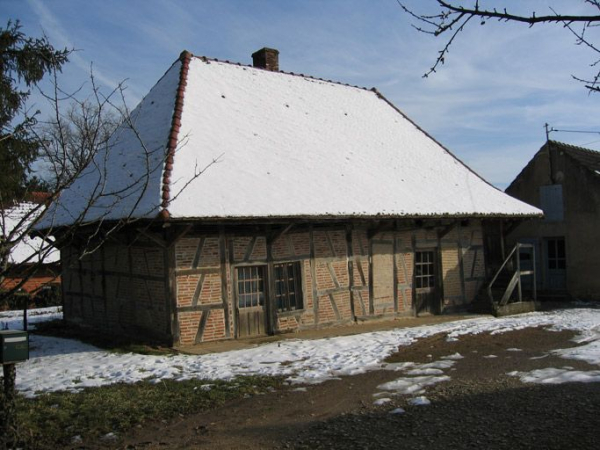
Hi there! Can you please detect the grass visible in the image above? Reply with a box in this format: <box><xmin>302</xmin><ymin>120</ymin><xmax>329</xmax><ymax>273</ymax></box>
<box><xmin>2</xmin><ymin>375</ymin><xmax>282</xmax><ymax>449</ymax></box>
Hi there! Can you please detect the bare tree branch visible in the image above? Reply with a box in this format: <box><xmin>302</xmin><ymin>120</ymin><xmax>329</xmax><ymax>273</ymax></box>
<box><xmin>399</xmin><ymin>1</ymin><xmax>600</xmax><ymax>92</ymax></box>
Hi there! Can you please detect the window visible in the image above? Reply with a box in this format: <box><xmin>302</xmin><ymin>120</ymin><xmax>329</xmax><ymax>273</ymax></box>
<box><xmin>540</xmin><ymin>185</ymin><xmax>564</xmax><ymax>222</ymax></box>
<box><xmin>237</xmin><ymin>266</ymin><xmax>266</xmax><ymax>308</ymax></box>
<box><xmin>415</xmin><ymin>251</ymin><xmax>435</xmax><ymax>289</ymax></box>
<box><xmin>274</xmin><ymin>261</ymin><xmax>304</xmax><ymax>312</ymax></box>
<box><xmin>547</xmin><ymin>238</ymin><xmax>566</xmax><ymax>270</ymax></box>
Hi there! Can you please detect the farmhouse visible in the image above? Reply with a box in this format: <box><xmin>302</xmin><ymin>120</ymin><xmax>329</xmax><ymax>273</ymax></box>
<box><xmin>506</xmin><ymin>140</ymin><xmax>600</xmax><ymax>300</ymax></box>
<box><xmin>39</xmin><ymin>48</ymin><xmax>540</xmax><ymax>346</ymax></box>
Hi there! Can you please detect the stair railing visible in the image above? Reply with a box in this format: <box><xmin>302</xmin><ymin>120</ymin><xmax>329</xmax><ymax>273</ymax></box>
<box><xmin>487</xmin><ymin>243</ymin><xmax>536</xmax><ymax>308</ymax></box>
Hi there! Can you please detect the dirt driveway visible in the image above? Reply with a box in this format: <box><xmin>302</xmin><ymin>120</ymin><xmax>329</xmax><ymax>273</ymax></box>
<box><xmin>105</xmin><ymin>326</ymin><xmax>599</xmax><ymax>450</ymax></box>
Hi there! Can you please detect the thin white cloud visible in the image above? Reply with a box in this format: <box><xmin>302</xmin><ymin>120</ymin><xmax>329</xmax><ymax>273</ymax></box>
<box><xmin>26</xmin><ymin>0</ymin><xmax>140</xmax><ymax>104</ymax></box>
<box><xmin>8</xmin><ymin>0</ymin><xmax>600</xmax><ymax>188</ymax></box>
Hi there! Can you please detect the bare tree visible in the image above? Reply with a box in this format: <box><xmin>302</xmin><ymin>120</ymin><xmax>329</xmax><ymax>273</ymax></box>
<box><xmin>40</xmin><ymin>95</ymin><xmax>119</xmax><ymax>185</ymax></box>
<box><xmin>399</xmin><ymin>0</ymin><xmax>600</xmax><ymax>92</ymax></box>
<box><xmin>1</xmin><ymin>78</ymin><xmax>217</xmax><ymax>305</ymax></box>
<box><xmin>1</xmin><ymin>25</ymin><xmax>218</xmax><ymax>312</ymax></box>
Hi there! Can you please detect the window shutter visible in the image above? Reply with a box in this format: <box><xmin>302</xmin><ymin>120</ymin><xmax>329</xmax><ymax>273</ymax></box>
<box><xmin>539</xmin><ymin>185</ymin><xmax>564</xmax><ymax>222</ymax></box>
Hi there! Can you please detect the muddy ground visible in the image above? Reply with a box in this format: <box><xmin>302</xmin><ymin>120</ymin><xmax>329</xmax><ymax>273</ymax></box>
<box><xmin>89</xmin><ymin>326</ymin><xmax>600</xmax><ymax>449</ymax></box>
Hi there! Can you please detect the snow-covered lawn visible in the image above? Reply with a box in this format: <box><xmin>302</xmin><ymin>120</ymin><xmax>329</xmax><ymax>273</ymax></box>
<box><xmin>2</xmin><ymin>306</ymin><xmax>600</xmax><ymax>398</ymax></box>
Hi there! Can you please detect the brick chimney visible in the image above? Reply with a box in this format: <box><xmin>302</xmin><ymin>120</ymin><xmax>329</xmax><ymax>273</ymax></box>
<box><xmin>252</xmin><ymin>47</ymin><xmax>279</xmax><ymax>71</ymax></box>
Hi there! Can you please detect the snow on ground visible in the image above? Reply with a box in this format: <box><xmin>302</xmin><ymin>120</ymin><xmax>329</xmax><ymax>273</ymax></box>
<box><xmin>409</xmin><ymin>396</ymin><xmax>431</xmax><ymax>406</ymax></box>
<box><xmin>2</xmin><ymin>306</ymin><xmax>600</xmax><ymax>397</ymax></box>
<box><xmin>508</xmin><ymin>367</ymin><xmax>600</xmax><ymax>384</ymax></box>
<box><xmin>0</xmin><ymin>306</ymin><xmax>62</xmax><ymax>330</ymax></box>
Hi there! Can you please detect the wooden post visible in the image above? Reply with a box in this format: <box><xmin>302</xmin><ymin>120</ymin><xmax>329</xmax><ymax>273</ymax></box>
<box><xmin>516</xmin><ymin>244</ymin><xmax>523</xmax><ymax>303</ymax></box>
<box><xmin>1</xmin><ymin>364</ymin><xmax>17</xmax><ymax>449</ymax></box>
<box><xmin>532</xmin><ymin>244</ymin><xmax>538</xmax><ymax>301</ymax></box>
<box><xmin>345</xmin><ymin>226</ymin><xmax>356</xmax><ymax>322</ymax></box>
<box><xmin>22</xmin><ymin>300</ymin><xmax>27</xmax><ymax>332</ymax></box>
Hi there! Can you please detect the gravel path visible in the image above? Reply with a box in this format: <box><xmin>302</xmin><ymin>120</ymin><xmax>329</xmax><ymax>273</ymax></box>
<box><xmin>291</xmin><ymin>328</ymin><xmax>600</xmax><ymax>450</ymax></box>
<box><xmin>116</xmin><ymin>326</ymin><xmax>600</xmax><ymax>450</ymax></box>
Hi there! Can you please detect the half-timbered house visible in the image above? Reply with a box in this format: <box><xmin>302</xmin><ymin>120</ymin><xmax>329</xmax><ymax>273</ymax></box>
<box><xmin>39</xmin><ymin>48</ymin><xmax>541</xmax><ymax>346</ymax></box>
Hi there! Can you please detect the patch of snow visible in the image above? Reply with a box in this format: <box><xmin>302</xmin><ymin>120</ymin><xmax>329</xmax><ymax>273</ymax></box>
<box><xmin>373</xmin><ymin>398</ymin><xmax>392</xmax><ymax>406</ymax></box>
<box><xmin>409</xmin><ymin>396</ymin><xmax>431</xmax><ymax>406</ymax></box>
<box><xmin>389</xmin><ymin>407</ymin><xmax>406</xmax><ymax>415</ymax></box>
<box><xmin>422</xmin><ymin>360</ymin><xmax>455</xmax><ymax>370</ymax></box>
<box><xmin>553</xmin><ymin>333</ymin><xmax>600</xmax><ymax>365</ymax></box>
<box><xmin>100</xmin><ymin>432</ymin><xmax>117</xmax><ymax>442</ymax></box>
<box><xmin>377</xmin><ymin>375</ymin><xmax>451</xmax><ymax>396</ymax></box>
<box><xmin>507</xmin><ymin>348</ymin><xmax>522</xmax><ymax>352</ymax></box>
<box><xmin>441</xmin><ymin>353</ymin><xmax>464</xmax><ymax>360</ymax></box>
<box><xmin>383</xmin><ymin>362</ymin><xmax>416</xmax><ymax>371</ymax></box>
<box><xmin>0</xmin><ymin>306</ymin><xmax>62</xmax><ymax>331</ymax></box>
<box><xmin>509</xmin><ymin>367</ymin><xmax>600</xmax><ymax>384</ymax></box>
<box><xmin>405</xmin><ymin>368</ymin><xmax>445</xmax><ymax>376</ymax></box>
<box><xmin>484</xmin><ymin>355</ymin><xmax>498</xmax><ymax>359</ymax></box>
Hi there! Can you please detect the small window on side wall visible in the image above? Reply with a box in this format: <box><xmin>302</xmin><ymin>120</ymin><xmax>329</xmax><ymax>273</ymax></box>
<box><xmin>274</xmin><ymin>261</ymin><xmax>304</xmax><ymax>312</ymax></box>
<box><xmin>539</xmin><ymin>185</ymin><xmax>564</xmax><ymax>222</ymax></box>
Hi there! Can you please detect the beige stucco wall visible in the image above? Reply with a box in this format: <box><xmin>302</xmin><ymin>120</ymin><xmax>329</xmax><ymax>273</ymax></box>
<box><xmin>507</xmin><ymin>145</ymin><xmax>600</xmax><ymax>299</ymax></box>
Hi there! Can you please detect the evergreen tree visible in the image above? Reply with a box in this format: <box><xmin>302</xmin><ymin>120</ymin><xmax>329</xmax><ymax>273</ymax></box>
<box><xmin>0</xmin><ymin>20</ymin><xmax>70</xmax><ymax>207</ymax></box>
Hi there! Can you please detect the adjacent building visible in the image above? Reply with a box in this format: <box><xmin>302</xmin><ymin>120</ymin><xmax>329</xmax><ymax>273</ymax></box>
<box><xmin>506</xmin><ymin>140</ymin><xmax>600</xmax><ymax>300</ymax></box>
<box><xmin>1</xmin><ymin>196</ymin><xmax>60</xmax><ymax>297</ymax></box>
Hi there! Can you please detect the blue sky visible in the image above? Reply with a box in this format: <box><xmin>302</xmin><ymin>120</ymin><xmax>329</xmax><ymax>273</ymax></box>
<box><xmin>4</xmin><ymin>0</ymin><xmax>600</xmax><ymax>189</ymax></box>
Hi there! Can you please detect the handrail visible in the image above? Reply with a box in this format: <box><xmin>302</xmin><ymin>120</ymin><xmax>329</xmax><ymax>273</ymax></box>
<box><xmin>487</xmin><ymin>242</ymin><xmax>536</xmax><ymax>309</ymax></box>
<box><xmin>488</xmin><ymin>244</ymin><xmax>519</xmax><ymax>289</ymax></box>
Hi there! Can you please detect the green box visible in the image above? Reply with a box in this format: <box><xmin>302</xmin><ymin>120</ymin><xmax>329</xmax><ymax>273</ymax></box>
<box><xmin>0</xmin><ymin>330</ymin><xmax>29</xmax><ymax>364</ymax></box>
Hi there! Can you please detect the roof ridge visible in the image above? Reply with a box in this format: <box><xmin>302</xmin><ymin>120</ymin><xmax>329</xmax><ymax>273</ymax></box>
<box><xmin>160</xmin><ymin>50</ymin><xmax>192</xmax><ymax>219</ymax></box>
<box><xmin>548</xmin><ymin>139</ymin><xmax>600</xmax><ymax>155</ymax></box>
<box><xmin>187</xmin><ymin>52</ymin><xmax>374</xmax><ymax>93</ymax></box>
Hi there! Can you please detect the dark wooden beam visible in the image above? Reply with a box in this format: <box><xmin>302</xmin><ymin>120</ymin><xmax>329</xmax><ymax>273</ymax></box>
<box><xmin>136</xmin><ymin>228</ymin><xmax>167</xmax><ymax>248</ymax></box>
<box><xmin>166</xmin><ymin>224</ymin><xmax>193</xmax><ymax>248</ymax></box>
<box><xmin>269</xmin><ymin>223</ymin><xmax>294</xmax><ymax>243</ymax></box>
<box><xmin>368</xmin><ymin>238</ymin><xmax>374</xmax><ymax>316</ymax></box>
<box><xmin>266</xmin><ymin>226</ymin><xmax>276</xmax><ymax>335</ymax></box>
<box><xmin>437</xmin><ymin>222</ymin><xmax>458</xmax><ymax>240</ymax></box>
<box><xmin>393</xmin><ymin>236</ymin><xmax>399</xmax><ymax>313</ymax></box>
<box><xmin>177</xmin><ymin>303</ymin><xmax>227</xmax><ymax>313</ymax></box>
<box><xmin>309</xmin><ymin>225</ymin><xmax>319</xmax><ymax>324</ymax></box>
<box><xmin>346</xmin><ymin>225</ymin><xmax>356</xmax><ymax>322</ymax></box>
<box><xmin>219</xmin><ymin>228</ymin><xmax>231</xmax><ymax>338</ymax></box>
<box><xmin>165</xmin><ymin>244</ymin><xmax>179</xmax><ymax>346</ymax></box>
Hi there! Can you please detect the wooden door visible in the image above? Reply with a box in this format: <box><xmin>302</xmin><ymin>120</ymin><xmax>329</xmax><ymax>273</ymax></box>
<box><xmin>414</xmin><ymin>250</ymin><xmax>440</xmax><ymax>315</ymax></box>
<box><xmin>236</xmin><ymin>265</ymin><xmax>269</xmax><ymax>338</ymax></box>
<box><xmin>372</xmin><ymin>240</ymin><xmax>395</xmax><ymax>315</ymax></box>
<box><xmin>544</xmin><ymin>237</ymin><xmax>566</xmax><ymax>290</ymax></box>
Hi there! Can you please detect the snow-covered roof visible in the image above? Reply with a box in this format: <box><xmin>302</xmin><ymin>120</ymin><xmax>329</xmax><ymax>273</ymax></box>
<box><xmin>39</xmin><ymin>51</ymin><xmax>541</xmax><ymax>229</ymax></box>
<box><xmin>2</xmin><ymin>202</ymin><xmax>59</xmax><ymax>264</ymax></box>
